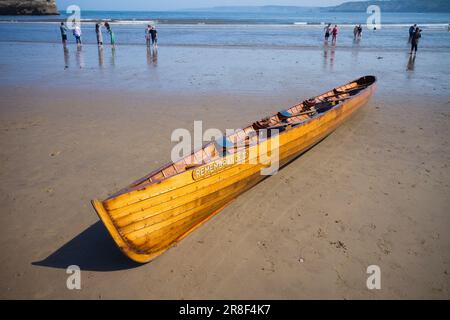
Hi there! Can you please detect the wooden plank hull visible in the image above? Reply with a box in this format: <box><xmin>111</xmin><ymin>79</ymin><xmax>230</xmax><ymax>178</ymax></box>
<box><xmin>92</xmin><ymin>76</ymin><xmax>377</xmax><ymax>263</ymax></box>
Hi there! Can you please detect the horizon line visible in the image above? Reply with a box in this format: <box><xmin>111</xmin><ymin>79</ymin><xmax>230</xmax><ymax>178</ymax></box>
<box><xmin>58</xmin><ymin>5</ymin><xmax>328</xmax><ymax>12</ymax></box>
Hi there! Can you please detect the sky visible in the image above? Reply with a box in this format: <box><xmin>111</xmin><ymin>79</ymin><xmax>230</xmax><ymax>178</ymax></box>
<box><xmin>55</xmin><ymin>0</ymin><xmax>348</xmax><ymax>11</ymax></box>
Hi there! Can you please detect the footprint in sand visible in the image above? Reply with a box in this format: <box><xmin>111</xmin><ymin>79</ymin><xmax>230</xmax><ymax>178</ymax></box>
<box><xmin>261</xmin><ymin>260</ymin><xmax>275</xmax><ymax>274</ymax></box>
<box><xmin>376</xmin><ymin>238</ymin><xmax>392</xmax><ymax>255</ymax></box>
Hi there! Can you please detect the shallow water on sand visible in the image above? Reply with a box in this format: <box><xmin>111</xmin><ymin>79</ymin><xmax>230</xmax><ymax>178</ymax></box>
<box><xmin>0</xmin><ymin>42</ymin><xmax>449</xmax><ymax>101</ymax></box>
<box><xmin>1</xmin><ymin>22</ymin><xmax>450</xmax><ymax>50</ymax></box>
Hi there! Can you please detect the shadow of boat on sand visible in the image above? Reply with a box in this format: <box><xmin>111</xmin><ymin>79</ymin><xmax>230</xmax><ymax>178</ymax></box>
<box><xmin>32</xmin><ymin>221</ymin><xmax>142</xmax><ymax>272</ymax></box>
<box><xmin>35</xmin><ymin>131</ymin><xmax>339</xmax><ymax>270</ymax></box>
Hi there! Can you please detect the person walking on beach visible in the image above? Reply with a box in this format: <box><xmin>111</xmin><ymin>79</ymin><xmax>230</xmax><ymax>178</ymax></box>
<box><xmin>324</xmin><ymin>23</ymin><xmax>331</xmax><ymax>42</ymax></box>
<box><xmin>104</xmin><ymin>22</ymin><xmax>116</xmax><ymax>48</ymax></box>
<box><xmin>145</xmin><ymin>24</ymin><xmax>152</xmax><ymax>47</ymax></box>
<box><xmin>331</xmin><ymin>25</ymin><xmax>338</xmax><ymax>44</ymax></box>
<box><xmin>357</xmin><ymin>24</ymin><xmax>363</xmax><ymax>39</ymax></box>
<box><xmin>60</xmin><ymin>22</ymin><xmax>68</xmax><ymax>46</ymax></box>
<box><xmin>95</xmin><ymin>23</ymin><xmax>103</xmax><ymax>46</ymax></box>
<box><xmin>410</xmin><ymin>27</ymin><xmax>422</xmax><ymax>55</ymax></box>
<box><xmin>408</xmin><ymin>24</ymin><xmax>417</xmax><ymax>43</ymax></box>
<box><xmin>353</xmin><ymin>25</ymin><xmax>359</xmax><ymax>40</ymax></box>
<box><xmin>73</xmin><ymin>24</ymin><xmax>82</xmax><ymax>47</ymax></box>
<box><xmin>150</xmin><ymin>26</ymin><xmax>158</xmax><ymax>48</ymax></box>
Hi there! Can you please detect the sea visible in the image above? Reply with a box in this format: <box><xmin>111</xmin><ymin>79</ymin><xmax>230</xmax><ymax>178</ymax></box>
<box><xmin>0</xmin><ymin>10</ymin><xmax>449</xmax><ymax>49</ymax></box>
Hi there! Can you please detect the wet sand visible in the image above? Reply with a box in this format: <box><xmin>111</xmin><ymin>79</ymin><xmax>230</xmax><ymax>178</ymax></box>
<box><xmin>0</xmin><ymin>43</ymin><xmax>449</xmax><ymax>299</ymax></box>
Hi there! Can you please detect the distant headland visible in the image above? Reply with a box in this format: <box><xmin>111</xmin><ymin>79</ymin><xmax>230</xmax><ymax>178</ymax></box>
<box><xmin>326</xmin><ymin>0</ymin><xmax>450</xmax><ymax>13</ymax></box>
<box><xmin>198</xmin><ymin>0</ymin><xmax>450</xmax><ymax>13</ymax></box>
<box><xmin>0</xmin><ymin>0</ymin><xmax>59</xmax><ymax>15</ymax></box>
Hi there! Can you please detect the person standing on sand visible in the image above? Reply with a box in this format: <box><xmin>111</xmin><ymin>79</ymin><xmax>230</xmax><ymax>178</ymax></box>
<box><xmin>331</xmin><ymin>25</ymin><xmax>338</xmax><ymax>44</ymax></box>
<box><xmin>353</xmin><ymin>25</ymin><xmax>358</xmax><ymax>40</ymax></box>
<box><xmin>104</xmin><ymin>22</ymin><xmax>116</xmax><ymax>48</ymax></box>
<box><xmin>145</xmin><ymin>24</ymin><xmax>152</xmax><ymax>47</ymax></box>
<box><xmin>324</xmin><ymin>23</ymin><xmax>331</xmax><ymax>42</ymax></box>
<box><xmin>95</xmin><ymin>23</ymin><xmax>103</xmax><ymax>46</ymax></box>
<box><xmin>410</xmin><ymin>27</ymin><xmax>422</xmax><ymax>55</ymax></box>
<box><xmin>150</xmin><ymin>26</ymin><xmax>158</xmax><ymax>48</ymax></box>
<box><xmin>60</xmin><ymin>22</ymin><xmax>68</xmax><ymax>46</ymax></box>
<box><xmin>357</xmin><ymin>24</ymin><xmax>363</xmax><ymax>39</ymax></box>
<box><xmin>73</xmin><ymin>24</ymin><xmax>82</xmax><ymax>47</ymax></box>
<box><xmin>408</xmin><ymin>24</ymin><xmax>417</xmax><ymax>43</ymax></box>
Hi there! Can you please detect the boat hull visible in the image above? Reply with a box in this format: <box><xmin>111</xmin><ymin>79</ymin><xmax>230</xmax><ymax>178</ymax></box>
<box><xmin>92</xmin><ymin>79</ymin><xmax>376</xmax><ymax>263</ymax></box>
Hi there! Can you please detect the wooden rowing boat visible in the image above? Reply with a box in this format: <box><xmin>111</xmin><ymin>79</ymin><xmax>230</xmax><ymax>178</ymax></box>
<box><xmin>92</xmin><ymin>75</ymin><xmax>377</xmax><ymax>263</ymax></box>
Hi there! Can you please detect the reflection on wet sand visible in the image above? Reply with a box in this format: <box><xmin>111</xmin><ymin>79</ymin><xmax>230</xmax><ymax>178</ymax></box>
<box><xmin>110</xmin><ymin>47</ymin><xmax>116</xmax><ymax>66</ymax></box>
<box><xmin>323</xmin><ymin>42</ymin><xmax>328</xmax><ymax>69</ymax></box>
<box><xmin>63</xmin><ymin>46</ymin><xmax>69</xmax><ymax>69</ymax></box>
<box><xmin>407</xmin><ymin>54</ymin><xmax>416</xmax><ymax>72</ymax></box>
<box><xmin>322</xmin><ymin>42</ymin><xmax>335</xmax><ymax>71</ymax></box>
<box><xmin>98</xmin><ymin>46</ymin><xmax>104</xmax><ymax>67</ymax></box>
<box><xmin>75</xmin><ymin>46</ymin><xmax>84</xmax><ymax>69</ymax></box>
<box><xmin>351</xmin><ymin>38</ymin><xmax>360</xmax><ymax>61</ymax></box>
<box><xmin>147</xmin><ymin>46</ymin><xmax>158</xmax><ymax>67</ymax></box>
<box><xmin>330</xmin><ymin>46</ymin><xmax>335</xmax><ymax>70</ymax></box>
<box><xmin>146</xmin><ymin>46</ymin><xmax>151</xmax><ymax>66</ymax></box>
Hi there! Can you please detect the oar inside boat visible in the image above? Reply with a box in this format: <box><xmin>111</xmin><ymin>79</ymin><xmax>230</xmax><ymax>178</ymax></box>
<box><xmin>214</xmin><ymin>134</ymin><xmax>255</xmax><ymax>155</ymax></box>
<box><xmin>277</xmin><ymin>101</ymin><xmax>335</xmax><ymax>120</ymax></box>
<box><xmin>276</xmin><ymin>83</ymin><xmax>370</xmax><ymax>122</ymax></box>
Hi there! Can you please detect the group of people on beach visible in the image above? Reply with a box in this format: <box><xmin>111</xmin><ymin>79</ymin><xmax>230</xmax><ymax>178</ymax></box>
<box><xmin>324</xmin><ymin>23</ymin><xmax>363</xmax><ymax>44</ymax></box>
<box><xmin>94</xmin><ymin>22</ymin><xmax>115</xmax><ymax>47</ymax></box>
<box><xmin>353</xmin><ymin>25</ymin><xmax>363</xmax><ymax>40</ymax></box>
<box><xmin>59</xmin><ymin>22</ymin><xmax>158</xmax><ymax>49</ymax></box>
<box><xmin>59</xmin><ymin>21</ymin><xmax>428</xmax><ymax>56</ymax></box>
<box><xmin>323</xmin><ymin>22</ymin><xmax>423</xmax><ymax>54</ymax></box>
<box><xmin>145</xmin><ymin>25</ymin><xmax>158</xmax><ymax>48</ymax></box>
<box><xmin>323</xmin><ymin>24</ymin><xmax>339</xmax><ymax>44</ymax></box>
<box><xmin>324</xmin><ymin>24</ymin><xmax>362</xmax><ymax>44</ymax></box>
<box><xmin>408</xmin><ymin>24</ymin><xmax>422</xmax><ymax>54</ymax></box>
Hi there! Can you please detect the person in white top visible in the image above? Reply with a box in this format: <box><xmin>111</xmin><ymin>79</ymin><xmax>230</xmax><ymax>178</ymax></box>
<box><xmin>73</xmin><ymin>24</ymin><xmax>82</xmax><ymax>47</ymax></box>
<box><xmin>145</xmin><ymin>24</ymin><xmax>152</xmax><ymax>47</ymax></box>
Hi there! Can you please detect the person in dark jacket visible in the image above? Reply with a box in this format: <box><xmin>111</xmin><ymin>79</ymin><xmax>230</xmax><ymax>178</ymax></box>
<box><xmin>410</xmin><ymin>27</ymin><xmax>421</xmax><ymax>54</ymax></box>
<box><xmin>324</xmin><ymin>23</ymin><xmax>331</xmax><ymax>42</ymax></box>
<box><xmin>60</xmin><ymin>22</ymin><xmax>68</xmax><ymax>46</ymax></box>
<box><xmin>150</xmin><ymin>26</ymin><xmax>158</xmax><ymax>48</ymax></box>
<box><xmin>408</xmin><ymin>24</ymin><xmax>417</xmax><ymax>43</ymax></box>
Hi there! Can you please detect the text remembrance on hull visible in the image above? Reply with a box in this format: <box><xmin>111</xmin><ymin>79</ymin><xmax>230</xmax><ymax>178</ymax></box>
<box><xmin>193</xmin><ymin>150</ymin><xmax>249</xmax><ymax>180</ymax></box>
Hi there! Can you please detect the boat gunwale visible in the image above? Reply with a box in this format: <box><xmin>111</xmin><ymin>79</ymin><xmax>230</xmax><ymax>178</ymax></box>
<box><xmin>92</xmin><ymin>75</ymin><xmax>376</xmax><ymax>263</ymax></box>
<box><xmin>97</xmin><ymin>91</ymin><xmax>370</xmax><ymax>259</ymax></box>
<box><xmin>110</xmin><ymin>89</ymin><xmax>373</xmax><ymax>225</ymax></box>
<box><xmin>104</xmin><ymin>75</ymin><xmax>376</xmax><ymax>202</ymax></box>
<box><xmin>104</xmin><ymin>89</ymin><xmax>367</xmax><ymax>213</ymax></box>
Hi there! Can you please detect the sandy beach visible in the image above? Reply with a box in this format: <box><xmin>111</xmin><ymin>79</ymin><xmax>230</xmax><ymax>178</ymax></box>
<box><xmin>0</xmin><ymin>41</ymin><xmax>449</xmax><ymax>299</ymax></box>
